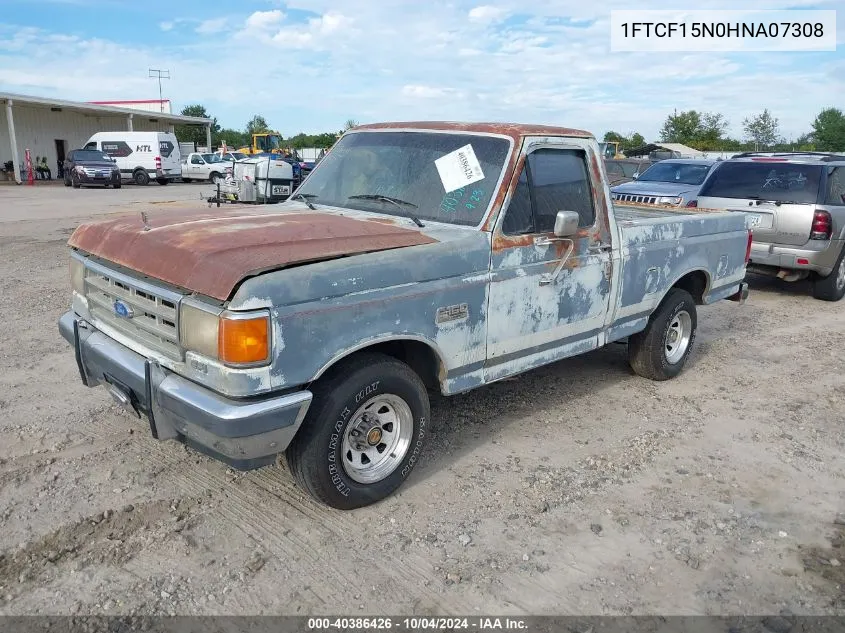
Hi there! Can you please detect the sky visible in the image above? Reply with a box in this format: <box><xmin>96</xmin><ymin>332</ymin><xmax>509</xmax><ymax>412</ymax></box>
<box><xmin>0</xmin><ymin>0</ymin><xmax>842</xmax><ymax>142</ymax></box>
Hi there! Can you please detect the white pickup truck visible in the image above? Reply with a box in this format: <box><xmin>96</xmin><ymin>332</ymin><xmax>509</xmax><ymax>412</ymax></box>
<box><xmin>180</xmin><ymin>152</ymin><xmax>232</xmax><ymax>184</ymax></box>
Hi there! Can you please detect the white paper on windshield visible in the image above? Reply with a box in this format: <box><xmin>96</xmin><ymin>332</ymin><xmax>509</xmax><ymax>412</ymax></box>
<box><xmin>435</xmin><ymin>144</ymin><xmax>485</xmax><ymax>193</ymax></box>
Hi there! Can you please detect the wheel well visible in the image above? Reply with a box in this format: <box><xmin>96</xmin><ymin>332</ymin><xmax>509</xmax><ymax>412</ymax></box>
<box><xmin>318</xmin><ymin>341</ymin><xmax>443</xmax><ymax>391</ymax></box>
<box><xmin>133</xmin><ymin>167</ymin><xmax>146</xmax><ymax>173</ymax></box>
<box><xmin>672</xmin><ymin>270</ymin><xmax>708</xmax><ymax>304</ymax></box>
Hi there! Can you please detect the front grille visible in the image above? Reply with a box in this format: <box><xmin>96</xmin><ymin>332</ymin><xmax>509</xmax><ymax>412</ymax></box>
<box><xmin>82</xmin><ymin>261</ymin><xmax>184</xmax><ymax>360</ymax></box>
<box><xmin>614</xmin><ymin>193</ymin><xmax>659</xmax><ymax>205</ymax></box>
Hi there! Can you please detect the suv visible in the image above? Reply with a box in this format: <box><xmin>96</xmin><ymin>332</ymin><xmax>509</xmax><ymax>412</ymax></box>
<box><xmin>696</xmin><ymin>152</ymin><xmax>845</xmax><ymax>301</ymax></box>
<box><xmin>63</xmin><ymin>149</ymin><xmax>122</xmax><ymax>189</ymax></box>
<box><xmin>610</xmin><ymin>159</ymin><xmax>719</xmax><ymax>207</ymax></box>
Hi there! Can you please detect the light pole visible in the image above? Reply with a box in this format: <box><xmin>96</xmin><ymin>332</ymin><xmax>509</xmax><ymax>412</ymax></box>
<box><xmin>148</xmin><ymin>69</ymin><xmax>170</xmax><ymax>112</ymax></box>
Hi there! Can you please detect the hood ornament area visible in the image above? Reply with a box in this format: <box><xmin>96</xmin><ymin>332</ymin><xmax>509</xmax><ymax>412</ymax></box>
<box><xmin>113</xmin><ymin>299</ymin><xmax>134</xmax><ymax>319</ymax></box>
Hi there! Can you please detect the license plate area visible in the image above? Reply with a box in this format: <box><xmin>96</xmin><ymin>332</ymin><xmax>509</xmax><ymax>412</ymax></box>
<box><xmin>272</xmin><ymin>184</ymin><xmax>290</xmax><ymax>196</ymax></box>
<box><xmin>737</xmin><ymin>211</ymin><xmax>773</xmax><ymax>230</ymax></box>
<box><xmin>103</xmin><ymin>374</ymin><xmax>140</xmax><ymax>418</ymax></box>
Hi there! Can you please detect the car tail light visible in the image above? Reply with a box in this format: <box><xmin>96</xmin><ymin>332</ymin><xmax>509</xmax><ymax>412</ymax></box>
<box><xmin>745</xmin><ymin>231</ymin><xmax>753</xmax><ymax>262</ymax></box>
<box><xmin>155</xmin><ymin>156</ymin><xmax>162</xmax><ymax>170</ymax></box>
<box><xmin>686</xmin><ymin>200</ymin><xmax>697</xmax><ymax>208</ymax></box>
<box><xmin>810</xmin><ymin>210</ymin><xmax>832</xmax><ymax>240</ymax></box>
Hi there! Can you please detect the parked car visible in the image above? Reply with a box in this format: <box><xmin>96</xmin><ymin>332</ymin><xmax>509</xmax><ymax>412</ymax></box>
<box><xmin>219</xmin><ymin>151</ymin><xmax>248</xmax><ymax>162</ymax></box>
<box><xmin>58</xmin><ymin>121</ymin><xmax>751</xmax><ymax>510</ymax></box>
<box><xmin>696</xmin><ymin>152</ymin><xmax>845</xmax><ymax>301</ymax></box>
<box><xmin>83</xmin><ymin>131</ymin><xmax>181</xmax><ymax>186</ymax></box>
<box><xmin>63</xmin><ymin>149</ymin><xmax>122</xmax><ymax>189</ymax></box>
<box><xmin>605</xmin><ymin>158</ymin><xmax>655</xmax><ymax>186</ymax></box>
<box><xmin>181</xmin><ymin>152</ymin><xmax>232</xmax><ymax>184</ymax></box>
<box><xmin>610</xmin><ymin>159</ymin><xmax>719</xmax><ymax>207</ymax></box>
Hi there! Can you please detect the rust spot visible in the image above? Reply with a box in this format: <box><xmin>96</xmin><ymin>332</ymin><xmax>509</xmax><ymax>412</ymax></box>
<box><xmin>69</xmin><ymin>209</ymin><xmax>438</xmax><ymax>301</ymax></box>
<box><xmin>354</xmin><ymin>121</ymin><xmax>592</xmax><ymax>139</ymax></box>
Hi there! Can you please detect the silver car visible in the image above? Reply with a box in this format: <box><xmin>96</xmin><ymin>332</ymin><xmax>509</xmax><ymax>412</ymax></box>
<box><xmin>610</xmin><ymin>159</ymin><xmax>719</xmax><ymax>208</ymax></box>
<box><xmin>696</xmin><ymin>152</ymin><xmax>845</xmax><ymax>301</ymax></box>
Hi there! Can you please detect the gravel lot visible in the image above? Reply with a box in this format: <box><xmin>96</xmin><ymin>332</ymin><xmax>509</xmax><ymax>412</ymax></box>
<box><xmin>0</xmin><ymin>183</ymin><xmax>843</xmax><ymax>616</ymax></box>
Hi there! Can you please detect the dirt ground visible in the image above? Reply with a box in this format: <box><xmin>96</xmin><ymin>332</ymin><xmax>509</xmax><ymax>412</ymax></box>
<box><xmin>0</xmin><ymin>184</ymin><xmax>843</xmax><ymax>617</ymax></box>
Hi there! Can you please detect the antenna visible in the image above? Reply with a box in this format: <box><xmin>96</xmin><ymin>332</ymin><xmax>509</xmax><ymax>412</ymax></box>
<box><xmin>148</xmin><ymin>69</ymin><xmax>170</xmax><ymax>112</ymax></box>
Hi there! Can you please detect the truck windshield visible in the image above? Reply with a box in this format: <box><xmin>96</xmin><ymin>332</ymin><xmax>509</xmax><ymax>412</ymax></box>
<box><xmin>699</xmin><ymin>162</ymin><xmax>823</xmax><ymax>204</ymax></box>
<box><xmin>294</xmin><ymin>131</ymin><xmax>511</xmax><ymax>226</ymax></box>
<box><xmin>637</xmin><ymin>162</ymin><xmax>712</xmax><ymax>185</ymax></box>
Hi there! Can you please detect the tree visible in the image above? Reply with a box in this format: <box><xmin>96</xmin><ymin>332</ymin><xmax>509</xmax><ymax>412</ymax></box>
<box><xmin>742</xmin><ymin>109</ymin><xmax>779</xmax><ymax>150</ymax></box>
<box><xmin>343</xmin><ymin>119</ymin><xmax>359</xmax><ymax>131</ymax></box>
<box><xmin>603</xmin><ymin>131</ymin><xmax>625</xmax><ymax>143</ymax></box>
<box><xmin>628</xmin><ymin>132</ymin><xmax>645</xmax><ymax>148</ymax></box>
<box><xmin>175</xmin><ymin>103</ymin><xmax>220</xmax><ymax>146</ymax></box>
<box><xmin>698</xmin><ymin>112</ymin><xmax>729</xmax><ymax>148</ymax></box>
<box><xmin>660</xmin><ymin>110</ymin><xmax>702</xmax><ymax>145</ymax></box>
<box><xmin>811</xmin><ymin>107</ymin><xmax>845</xmax><ymax>151</ymax></box>
<box><xmin>246</xmin><ymin>114</ymin><xmax>271</xmax><ymax>136</ymax></box>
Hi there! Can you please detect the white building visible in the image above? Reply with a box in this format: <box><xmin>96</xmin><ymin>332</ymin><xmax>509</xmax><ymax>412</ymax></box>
<box><xmin>1</xmin><ymin>92</ymin><xmax>211</xmax><ymax>184</ymax></box>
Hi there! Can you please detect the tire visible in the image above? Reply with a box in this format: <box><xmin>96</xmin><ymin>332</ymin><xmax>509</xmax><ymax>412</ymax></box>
<box><xmin>628</xmin><ymin>288</ymin><xmax>697</xmax><ymax>381</ymax></box>
<box><xmin>286</xmin><ymin>353</ymin><xmax>430</xmax><ymax>510</ymax></box>
<box><xmin>812</xmin><ymin>248</ymin><xmax>845</xmax><ymax>302</ymax></box>
<box><xmin>209</xmin><ymin>172</ymin><xmax>222</xmax><ymax>185</ymax></box>
<box><xmin>71</xmin><ymin>174</ymin><xmax>81</xmax><ymax>189</ymax></box>
<box><xmin>156</xmin><ymin>178</ymin><xmax>169</xmax><ymax>185</ymax></box>
<box><xmin>133</xmin><ymin>170</ymin><xmax>150</xmax><ymax>186</ymax></box>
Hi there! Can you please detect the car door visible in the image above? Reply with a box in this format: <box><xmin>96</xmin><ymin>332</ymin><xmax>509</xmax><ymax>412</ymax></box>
<box><xmin>190</xmin><ymin>154</ymin><xmax>204</xmax><ymax>177</ymax></box>
<box><xmin>485</xmin><ymin>137</ymin><xmax>614</xmax><ymax>381</ymax></box>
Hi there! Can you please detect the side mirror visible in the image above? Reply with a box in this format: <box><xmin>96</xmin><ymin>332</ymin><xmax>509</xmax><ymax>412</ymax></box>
<box><xmin>632</xmin><ymin>172</ymin><xmax>639</xmax><ymax>180</ymax></box>
<box><xmin>553</xmin><ymin>210</ymin><xmax>580</xmax><ymax>237</ymax></box>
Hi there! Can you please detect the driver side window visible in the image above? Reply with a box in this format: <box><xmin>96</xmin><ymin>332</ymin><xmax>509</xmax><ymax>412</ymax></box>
<box><xmin>191</xmin><ymin>156</ymin><xmax>203</xmax><ymax>165</ymax></box>
<box><xmin>501</xmin><ymin>148</ymin><xmax>596</xmax><ymax>235</ymax></box>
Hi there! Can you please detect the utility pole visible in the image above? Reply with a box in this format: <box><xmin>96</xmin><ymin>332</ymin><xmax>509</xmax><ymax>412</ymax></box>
<box><xmin>148</xmin><ymin>69</ymin><xmax>170</xmax><ymax>112</ymax></box>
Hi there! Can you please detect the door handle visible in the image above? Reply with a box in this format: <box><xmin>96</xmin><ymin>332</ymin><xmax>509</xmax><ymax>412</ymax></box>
<box><xmin>587</xmin><ymin>242</ymin><xmax>612</xmax><ymax>254</ymax></box>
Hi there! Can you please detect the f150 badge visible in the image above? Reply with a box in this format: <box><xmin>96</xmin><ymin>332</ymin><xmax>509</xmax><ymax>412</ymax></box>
<box><xmin>113</xmin><ymin>300</ymin><xmax>134</xmax><ymax>319</ymax></box>
<box><xmin>435</xmin><ymin>303</ymin><xmax>469</xmax><ymax>324</ymax></box>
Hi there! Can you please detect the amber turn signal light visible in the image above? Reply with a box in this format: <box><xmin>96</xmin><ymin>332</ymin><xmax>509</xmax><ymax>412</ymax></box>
<box><xmin>217</xmin><ymin>314</ymin><xmax>270</xmax><ymax>366</ymax></box>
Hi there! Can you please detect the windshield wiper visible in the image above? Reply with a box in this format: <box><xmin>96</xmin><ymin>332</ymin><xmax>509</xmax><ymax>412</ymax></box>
<box><xmin>347</xmin><ymin>194</ymin><xmax>424</xmax><ymax>227</ymax></box>
<box><xmin>292</xmin><ymin>193</ymin><xmax>317</xmax><ymax>210</ymax></box>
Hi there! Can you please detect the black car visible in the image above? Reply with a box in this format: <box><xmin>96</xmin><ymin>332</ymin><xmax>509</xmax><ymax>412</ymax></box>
<box><xmin>63</xmin><ymin>149</ymin><xmax>122</xmax><ymax>189</ymax></box>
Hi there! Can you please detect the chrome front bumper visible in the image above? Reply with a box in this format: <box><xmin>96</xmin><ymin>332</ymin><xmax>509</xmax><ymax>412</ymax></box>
<box><xmin>59</xmin><ymin>311</ymin><xmax>312</xmax><ymax>470</ymax></box>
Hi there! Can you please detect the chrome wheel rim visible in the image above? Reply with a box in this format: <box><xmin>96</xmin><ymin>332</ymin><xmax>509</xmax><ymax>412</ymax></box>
<box><xmin>836</xmin><ymin>257</ymin><xmax>845</xmax><ymax>292</ymax></box>
<box><xmin>341</xmin><ymin>394</ymin><xmax>414</xmax><ymax>484</ymax></box>
<box><xmin>665</xmin><ymin>310</ymin><xmax>692</xmax><ymax>364</ymax></box>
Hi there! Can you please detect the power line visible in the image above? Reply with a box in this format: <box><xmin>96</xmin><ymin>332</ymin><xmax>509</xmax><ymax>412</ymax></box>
<box><xmin>148</xmin><ymin>69</ymin><xmax>170</xmax><ymax>113</ymax></box>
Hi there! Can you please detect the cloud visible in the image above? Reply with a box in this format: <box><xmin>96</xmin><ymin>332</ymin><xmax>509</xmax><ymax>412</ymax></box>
<box><xmin>468</xmin><ymin>5</ymin><xmax>507</xmax><ymax>23</ymax></box>
<box><xmin>159</xmin><ymin>21</ymin><xmax>174</xmax><ymax>32</ymax></box>
<box><xmin>195</xmin><ymin>17</ymin><xmax>228</xmax><ymax>34</ymax></box>
<box><xmin>245</xmin><ymin>10</ymin><xmax>284</xmax><ymax>31</ymax></box>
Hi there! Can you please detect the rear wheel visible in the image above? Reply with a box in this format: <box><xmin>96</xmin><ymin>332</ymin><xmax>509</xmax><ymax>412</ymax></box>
<box><xmin>133</xmin><ymin>169</ymin><xmax>150</xmax><ymax>186</ymax></box>
<box><xmin>285</xmin><ymin>353</ymin><xmax>430</xmax><ymax>510</ymax></box>
<box><xmin>812</xmin><ymin>248</ymin><xmax>845</xmax><ymax>302</ymax></box>
<box><xmin>209</xmin><ymin>172</ymin><xmax>222</xmax><ymax>185</ymax></box>
<box><xmin>628</xmin><ymin>288</ymin><xmax>697</xmax><ymax>381</ymax></box>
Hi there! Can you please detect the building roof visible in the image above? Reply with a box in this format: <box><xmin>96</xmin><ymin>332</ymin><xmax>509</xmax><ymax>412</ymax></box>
<box><xmin>626</xmin><ymin>142</ymin><xmax>706</xmax><ymax>158</ymax></box>
<box><xmin>0</xmin><ymin>92</ymin><xmax>210</xmax><ymax>125</ymax></box>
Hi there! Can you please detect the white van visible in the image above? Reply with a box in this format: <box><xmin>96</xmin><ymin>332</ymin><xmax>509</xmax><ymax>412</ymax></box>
<box><xmin>83</xmin><ymin>131</ymin><xmax>182</xmax><ymax>185</ymax></box>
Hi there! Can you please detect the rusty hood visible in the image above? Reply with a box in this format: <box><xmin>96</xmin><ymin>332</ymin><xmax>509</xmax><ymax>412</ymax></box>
<box><xmin>68</xmin><ymin>207</ymin><xmax>438</xmax><ymax>300</ymax></box>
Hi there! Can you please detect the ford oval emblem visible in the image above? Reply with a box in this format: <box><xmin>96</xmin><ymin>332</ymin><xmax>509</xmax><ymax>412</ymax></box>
<box><xmin>113</xmin><ymin>300</ymin><xmax>134</xmax><ymax>319</ymax></box>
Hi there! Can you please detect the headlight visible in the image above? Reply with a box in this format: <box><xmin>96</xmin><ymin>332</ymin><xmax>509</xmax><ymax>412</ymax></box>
<box><xmin>75</xmin><ymin>165</ymin><xmax>85</xmax><ymax>174</ymax></box>
<box><xmin>69</xmin><ymin>257</ymin><xmax>85</xmax><ymax>295</ymax></box>
<box><xmin>657</xmin><ymin>196</ymin><xmax>682</xmax><ymax>205</ymax></box>
<box><xmin>180</xmin><ymin>301</ymin><xmax>271</xmax><ymax>367</ymax></box>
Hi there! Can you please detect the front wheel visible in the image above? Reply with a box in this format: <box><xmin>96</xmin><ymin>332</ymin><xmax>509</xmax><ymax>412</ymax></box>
<box><xmin>71</xmin><ymin>174</ymin><xmax>81</xmax><ymax>189</ymax></box>
<box><xmin>628</xmin><ymin>288</ymin><xmax>697</xmax><ymax>381</ymax></box>
<box><xmin>812</xmin><ymin>248</ymin><xmax>845</xmax><ymax>302</ymax></box>
<box><xmin>286</xmin><ymin>353</ymin><xmax>430</xmax><ymax>510</ymax></box>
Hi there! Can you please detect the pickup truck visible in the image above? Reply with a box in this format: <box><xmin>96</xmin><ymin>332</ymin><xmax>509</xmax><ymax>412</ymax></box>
<box><xmin>181</xmin><ymin>152</ymin><xmax>232</xmax><ymax>184</ymax></box>
<box><xmin>58</xmin><ymin>121</ymin><xmax>752</xmax><ymax>510</ymax></box>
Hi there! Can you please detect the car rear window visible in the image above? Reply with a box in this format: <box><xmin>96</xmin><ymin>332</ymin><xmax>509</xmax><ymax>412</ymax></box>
<box><xmin>699</xmin><ymin>161</ymin><xmax>823</xmax><ymax>204</ymax></box>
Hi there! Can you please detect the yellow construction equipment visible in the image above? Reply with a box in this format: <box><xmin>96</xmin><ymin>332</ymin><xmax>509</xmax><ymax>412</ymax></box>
<box><xmin>236</xmin><ymin>133</ymin><xmax>287</xmax><ymax>156</ymax></box>
<box><xmin>598</xmin><ymin>141</ymin><xmax>625</xmax><ymax>159</ymax></box>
